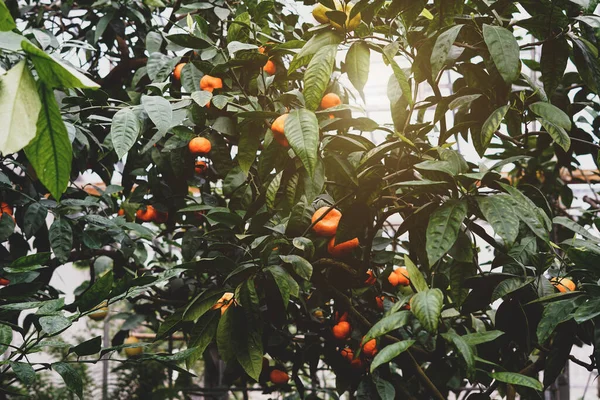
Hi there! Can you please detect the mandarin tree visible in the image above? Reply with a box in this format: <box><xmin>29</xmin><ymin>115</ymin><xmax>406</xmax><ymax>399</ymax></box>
<box><xmin>1</xmin><ymin>0</ymin><xmax>600</xmax><ymax>399</ymax></box>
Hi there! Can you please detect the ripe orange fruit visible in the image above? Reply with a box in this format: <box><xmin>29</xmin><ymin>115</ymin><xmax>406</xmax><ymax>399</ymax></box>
<box><xmin>136</xmin><ymin>205</ymin><xmax>157</xmax><ymax>222</ymax></box>
<box><xmin>173</xmin><ymin>63</ymin><xmax>185</xmax><ymax>80</ymax></box>
<box><xmin>117</xmin><ymin>209</ymin><xmax>125</xmax><ymax>216</ymax></box>
<box><xmin>320</xmin><ymin>93</ymin><xmax>341</xmax><ymax>109</ymax></box>
<box><xmin>270</xmin><ymin>369</ymin><xmax>289</xmax><ymax>385</ymax></box>
<box><xmin>0</xmin><ymin>202</ymin><xmax>13</xmax><ymax>216</ymax></box>
<box><xmin>375</xmin><ymin>295</ymin><xmax>396</xmax><ymax>310</ymax></box>
<box><xmin>388</xmin><ymin>267</ymin><xmax>410</xmax><ymax>287</ymax></box>
<box><xmin>211</xmin><ymin>292</ymin><xmax>235</xmax><ymax>315</ymax></box>
<box><xmin>327</xmin><ymin>237</ymin><xmax>359</xmax><ymax>257</ymax></box>
<box><xmin>271</xmin><ymin>114</ymin><xmax>289</xmax><ymax>147</ymax></box>
<box><xmin>340</xmin><ymin>347</ymin><xmax>354</xmax><ymax>361</ymax></box>
<box><xmin>0</xmin><ymin>278</ymin><xmax>9</xmax><ymax>286</ymax></box>
<box><xmin>550</xmin><ymin>277</ymin><xmax>576</xmax><ymax>292</ymax></box>
<box><xmin>124</xmin><ymin>336</ymin><xmax>143</xmax><ymax>357</ymax></box>
<box><xmin>200</xmin><ymin>75</ymin><xmax>223</xmax><ymax>93</ymax></box>
<box><xmin>362</xmin><ymin>338</ymin><xmax>377</xmax><ymax>358</ymax></box>
<box><xmin>188</xmin><ymin>137</ymin><xmax>212</xmax><ymax>155</ymax></box>
<box><xmin>311</xmin><ymin>207</ymin><xmax>342</xmax><ymax>236</ymax></box>
<box><xmin>332</xmin><ymin>321</ymin><xmax>351</xmax><ymax>339</ymax></box>
<box><xmin>258</xmin><ymin>46</ymin><xmax>266</xmax><ymax>54</ymax></box>
<box><xmin>263</xmin><ymin>60</ymin><xmax>276</xmax><ymax>75</ymax></box>
<box><xmin>88</xmin><ymin>301</ymin><xmax>108</xmax><ymax>321</ymax></box>
<box><xmin>364</xmin><ymin>269</ymin><xmax>376</xmax><ymax>285</ymax></box>
<box><xmin>195</xmin><ymin>160</ymin><xmax>208</xmax><ymax>174</ymax></box>
<box><xmin>350</xmin><ymin>357</ymin><xmax>363</xmax><ymax>369</ymax></box>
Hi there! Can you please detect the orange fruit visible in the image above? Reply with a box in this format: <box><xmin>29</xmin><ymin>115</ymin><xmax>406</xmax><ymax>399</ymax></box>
<box><xmin>195</xmin><ymin>160</ymin><xmax>208</xmax><ymax>174</ymax></box>
<box><xmin>270</xmin><ymin>369</ymin><xmax>289</xmax><ymax>384</ymax></box>
<box><xmin>364</xmin><ymin>270</ymin><xmax>376</xmax><ymax>285</ymax></box>
<box><xmin>117</xmin><ymin>209</ymin><xmax>125</xmax><ymax>216</ymax></box>
<box><xmin>340</xmin><ymin>347</ymin><xmax>354</xmax><ymax>361</ymax></box>
<box><xmin>136</xmin><ymin>205</ymin><xmax>157</xmax><ymax>222</ymax></box>
<box><xmin>211</xmin><ymin>292</ymin><xmax>235</xmax><ymax>315</ymax></box>
<box><xmin>88</xmin><ymin>301</ymin><xmax>108</xmax><ymax>321</ymax></box>
<box><xmin>188</xmin><ymin>137</ymin><xmax>212</xmax><ymax>155</ymax></box>
<box><xmin>550</xmin><ymin>277</ymin><xmax>576</xmax><ymax>292</ymax></box>
<box><xmin>200</xmin><ymin>75</ymin><xmax>223</xmax><ymax>93</ymax></box>
<box><xmin>173</xmin><ymin>63</ymin><xmax>185</xmax><ymax>80</ymax></box>
<box><xmin>332</xmin><ymin>321</ymin><xmax>351</xmax><ymax>339</ymax></box>
<box><xmin>0</xmin><ymin>278</ymin><xmax>9</xmax><ymax>286</ymax></box>
<box><xmin>0</xmin><ymin>202</ymin><xmax>13</xmax><ymax>216</ymax></box>
<box><xmin>335</xmin><ymin>311</ymin><xmax>348</xmax><ymax>323</ymax></box>
<box><xmin>311</xmin><ymin>207</ymin><xmax>342</xmax><ymax>236</ymax></box>
<box><xmin>124</xmin><ymin>336</ymin><xmax>143</xmax><ymax>357</ymax></box>
<box><xmin>258</xmin><ymin>46</ymin><xmax>266</xmax><ymax>54</ymax></box>
<box><xmin>375</xmin><ymin>295</ymin><xmax>395</xmax><ymax>310</ymax></box>
<box><xmin>350</xmin><ymin>358</ymin><xmax>363</xmax><ymax>369</ymax></box>
<box><xmin>320</xmin><ymin>93</ymin><xmax>341</xmax><ymax>109</ymax></box>
<box><xmin>362</xmin><ymin>338</ymin><xmax>377</xmax><ymax>358</ymax></box>
<box><xmin>271</xmin><ymin>114</ymin><xmax>289</xmax><ymax>147</ymax></box>
<box><xmin>327</xmin><ymin>237</ymin><xmax>359</xmax><ymax>257</ymax></box>
<box><xmin>388</xmin><ymin>267</ymin><xmax>410</xmax><ymax>287</ymax></box>
<box><xmin>264</xmin><ymin>60</ymin><xmax>276</xmax><ymax>75</ymax></box>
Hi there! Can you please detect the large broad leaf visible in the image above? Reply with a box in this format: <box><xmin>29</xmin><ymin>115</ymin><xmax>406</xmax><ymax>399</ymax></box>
<box><xmin>461</xmin><ymin>330</ymin><xmax>504</xmax><ymax>346</ymax></box>
<box><xmin>279</xmin><ymin>255</ymin><xmax>312</xmax><ymax>280</ymax></box>
<box><xmin>284</xmin><ymin>109</ymin><xmax>319</xmax><ymax>177</ymax></box>
<box><xmin>78</xmin><ymin>271</ymin><xmax>113</xmax><ymax>312</ymax></box>
<box><xmin>49</xmin><ymin>218</ymin><xmax>73</xmax><ymax>262</ymax></box>
<box><xmin>186</xmin><ymin>311</ymin><xmax>219</xmax><ymax>369</ymax></box>
<box><xmin>411</xmin><ymin>288</ymin><xmax>444</xmax><ymax>333</ymax></box>
<box><xmin>304</xmin><ymin>44</ymin><xmax>337</xmax><ymax>111</ymax></box>
<box><xmin>21</xmin><ymin>41</ymin><xmax>99</xmax><ymax>89</ymax></box>
<box><xmin>39</xmin><ymin>315</ymin><xmax>72</xmax><ymax>335</ymax></box>
<box><xmin>0</xmin><ymin>323</ymin><xmax>12</xmax><ymax>354</ymax></box>
<box><xmin>540</xmin><ymin>38</ymin><xmax>569</xmax><ymax>96</ymax></box>
<box><xmin>24</xmin><ymin>84</ymin><xmax>72</xmax><ymax>200</ymax></box>
<box><xmin>553</xmin><ymin>216</ymin><xmax>600</xmax><ymax>243</ymax></box>
<box><xmin>69</xmin><ymin>336</ymin><xmax>102</xmax><ymax>357</ymax></box>
<box><xmin>382</xmin><ymin>54</ymin><xmax>412</xmax><ymax>105</ymax></box>
<box><xmin>539</xmin><ymin>119</ymin><xmax>571</xmax><ymax>151</ymax></box>
<box><xmin>537</xmin><ymin>300</ymin><xmax>577</xmax><ymax>343</ymax></box>
<box><xmin>571</xmin><ymin>36</ymin><xmax>600</xmax><ymax>94</ymax></box>
<box><xmin>426</xmin><ymin>199</ymin><xmax>468</xmax><ymax>265</ymax></box>
<box><xmin>52</xmin><ymin>362</ymin><xmax>83</xmax><ymax>399</ymax></box>
<box><xmin>498</xmin><ymin>183</ymin><xmax>550</xmax><ymax>242</ymax></box>
<box><xmin>289</xmin><ymin>31</ymin><xmax>342</xmax><ymax>73</ymax></box>
<box><xmin>0</xmin><ymin>1</ymin><xmax>16</xmax><ymax>31</ymax></box>
<box><xmin>363</xmin><ymin>311</ymin><xmax>411</xmax><ymax>343</ymax></box>
<box><xmin>10</xmin><ymin>362</ymin><xmax>35</xmax><ymax>386</ymax></box>
<box><xmin>442</xmin><ymin>332</ymin><xmax>475</xmax><ymax>377</ymax></box>
<box><xmin>480</xmin><ymin>104</ymin><xmax>509</xmax><ymax>149</ymax></box>
<box><xmin>370</xmin><ymin>340</ymin><xmax>415</xmax><ymax>372</ymax></box>
<box><xmin>111</xmin><ymin>108</ymin><xmax>141</xmax><ymax>159</ymax></box>
<box><xmin>430</xmin><ymin>25</ymin><xmax>463</xmax><ymax>79</ymax></box>
<box><xmin>491</xmin><ymin>372</ymin><xmax>543</xmax><ymax>391</ymax></box>
<box><xmin>482</xmin><ymin>24</ymin><xmax>521</xmax><ymax>84</ymax></box>
<box><xmin>476</xmin><ymin>195</ymin><xmax>519</xmax><ymax>246</ymax></box>
<box><xmin>0</xmin><ymin>61</ymin><xmax>41</xmax><ymax>155</ymax></box>
<box><xmin>404</xmin><ymin>255</ymin><xmax>428</xmax><ymax>292</ymax></box>
<box><xmin>574</xmin><ymin>298</ymin><xmax>600</xmax><ymax>323</ymax></box>
<box><xmin>346</xmin><ymin>41</ymin><xmax>370</xmax><ymax>97</ymax></box>
<box><xmin>141</xmin><ymin>95</ymin><xmax>172</xmax><ymax>134</ymax></box>
<box><xmin>529</xmin><ymin>102</ymin><xmax>571</xmax><ymax>130</ymax></box>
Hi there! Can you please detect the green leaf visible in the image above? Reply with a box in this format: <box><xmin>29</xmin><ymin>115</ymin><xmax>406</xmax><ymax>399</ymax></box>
<box><xmin>39</xmin><ymin>315</ymin><xmax>72</xmax><ymax>335</ymax></box>
<box><xmin>111</xmin><ymin>108</ymin><xmax>141</xmax><ymax>159</ymax></box>
<box><xmin>448</xmin><ymin>94</ymin><xmax>481</xmax><ymax>110</ymax></box>
<box><xmin>383</xmin><ymin>54</ymin><xmax>412</xmax><ymax>105</ymax></box>
<box><xmin>49</xmin><ymin>218</ymin><xmax>73</xmax><ymax>262</ymax></box>
<box><xmin>540</xmin><ymin>38</ymin><xmax>569</xmax><ymax>96</ymax></box>
<box><xmin>69</xmin><ymin>336</ymin><xmax>102</xmax><ymax>356</ymax></box>
<box><xmin>461</xmin><ymin>330</ymin><xmax>504</xmax><ymax>346</ymax></box>
<box><xmin>373</xmin><ymin>373</ymin><xmax>395</xmax><ymax>400</ymax></box>
<box><xmin>52</xmin><ymin>362</ymin><xmax>84</xmax><ymax>399</ymax></box>
<box><xmin>79</xmin><ymin>271</ymin><xmax>113</xmax><ymax>311</ymax></box>
<box><xmin>23</xmin><ymin>203</ymin><xmax>48</xmax><ymax>238</ymax></box>
<box><xmin>411</xmin><ymin>288</ymin><xmax>444</xmax><ymax>333</ymax></box>
<box><xmin>491</xmin><ymin>277</ymin><xmax>535</xmax><ymax>302</ymax></box>
<box><xmin>191</xmin><ymin>90</ymin><xmax>212</xmax><ymax>107</ymax></box>
<box><xmin>490</xmin><ymin>372</ymin><xmax>543</xmax><ymax>391</ymax></box>
<box><xmin>476</xmin><ymin>195</ymin><xmax>519</xmax><ymax>246</ymax></box>
<box><xmin>529</xmin><ymin>102</ymin><xmax>571</xmax><ymax>130</ymax></box>
<box><xmin>141</xmin><ymin>95</ymin><xmax>172</xmax><ymax>134</ymax></box>
<box><xmin>370</xmin><ymin>340</ymin><xmax>415</xmax><ymax>372</ymax></box>
<box><xmin>21</xmin><ymin>41</ymin><xmax>99</xmax><ymax>89</ymax></box>
<box><xmin>539</xmin><ymin>119</ymin><xmax>571</xmax><ymax>151</ymax></box>
<box><xmin>284</xmin><ymin>109</ymin><xmax>319</xmax><ymax>178</ymax></box>
<box><xmin>236</xmin><ymin>130</ymin><xmax>260</xmax><ymax>174</ymax></box>
<box><xmin>404</xmin><ymin>255</ymin><xmax>428</xmax><ymax>292</ymax></box>
<box><xmin>0</xmin><ymin>323</ymin><xmax>12</xmax><ymax>354</ymax></box>
<box><xmin>0</xmin><ymin>61</ymin><xmax>42</xmax><ymax>155</ymax></box>
<box><xmin>10</xmin><ymin>362</ymin><xmax>35</xmax><ymax>386</ymax></box>
<box><xmin>24</xmin><ymin>84</ymin><xmax>72</xmax><ymax>200</ymax></box>
<box><xmin>346</xmin><ymin>41</ymin><xmax>370</xmax><ymax>96</ymax></box>
<box><xmin>304</xmin><ymin>44</ymin><xmax>337</xmax><ymax>111</ymax></box>
<box><xmin>289</xmin><ymin>31</ymin><xmax>342</xmax><ymax>73</ymax></box>
<box><xmin>426</xmin><ymin>199</ymin><xmax>468</xmax><ymax>265</ymax></box>
<box><xmin>482</xmin><ymin>24</ymin><xmax>521</xmax><ymax>84</ymax></box>
<box><xmin>537</xmin><ymin>300</ymin><xmax>577</xmax><ymax>343</ymax></box>
<box><xmin>442</xmin><ymin>332</ymin><xmax>475</xmax><ymax>377</ymax></box>
<box><xmin>571</xmin><ymin>36</ymin><xmax>600</xmax><ymax>94</ymax></box>
<box><xmin>363</xmin><ymin>311</ymin><xmax>411</xmax><ymax>343</ymax></box>
<box><xmin>187</xmin><ymin>311</ymin><xmax>219</xmax><ymax>369</ymax></box>
<box><xmin>280</xmin><ymin>255</ymin><xmax>313</xmax><ymax>280</ymax></box>
<box><xmin>430</xmin><ymin>25</ymin><xmax>463</xmax><ymax>78</ymax></box>
<box><xmin>554</xmin><ymin>216</ymin><xmax>600</xmax><ymax>243</ymax></box>
<box><xmin>0</xmin><ymin>1</ymin><xmax>16</xmax><ymax>31</ymax></box>
<box><xmin>267</xmin><ymin>265</ymin><xmax>299</xmax><ymax>308</ymax></box>
<box><xmin>266</xmin><ymin>171</ymin><xmax>283</xmax><ymax>210</ymax></box>
<box><xmin>480</xmin><ymin>104</ymin><xmax>509</xmax><ymax>149</ymax></box>
<box><xmin>498</xmin><ymin>183</ymin><xmax>550</xmax><ymax>242</ymax></box>
<box><xmin>574</xmin><ymin>298</ymin><xmax>600</xmax><ymax>323</ymax></box>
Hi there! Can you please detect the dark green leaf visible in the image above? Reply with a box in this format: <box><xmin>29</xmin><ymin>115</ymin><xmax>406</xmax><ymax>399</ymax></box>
<box><xmin>52</xmin><ymin>362</ymin><xmax>83</xmax><ymax>399</ymax></box>
<box><xmin>491</xmin><ymin>372</ymin><xmax>543</xmax><ymax>391</ymax></box>
<box><xmin>69</xmin><ymin>336</ymin><xmax>102</xmax><ymax>356</ymax></box>
<box><xmin>39</xmin><ymin>315</ymin><xmax>72</xmax><ymax>335</ymax></box>
<box><xmin>411</xmin><ymin>288</ymin><xmax>443</xmax><ymax>333</ymax></box>
<box><xmin>284</xmin><ymin>109</ymin><xmax>319</xmax><ymax>177</ymax></box>
<box><xmin>540</xmin><ymin>38</ymin><xmax>569</xmax><ymax>96</ymax></box>
<box><xmin>280</xmin><ymin>255</ymin><xmax>313</xmax><ymax>280</ymax></box>
<box><xmin>49</xmin><ymin>218</ymin><xmax>72</xmax><ymax>262</ymax></box>
<box><xmin>482</xmin><ymin>24</ymin><xmax>521</xmax><ymax>84</ymax></box>
<box><xmin>370</xmin><ymin>340</ymin><xmax>415</xmax><ymax>372</ymax></box>
<box><xmin>346</xmin><ymin>41</ymin><xmax>370</xmax><ymax>96</ymax></box>
<box><xmin>426</xmin><ymin>199</ymin><xmax>468</xmax><ymax>265</ymax></box>
<box><xmin>476</xmin><ymin>195</ymin><xmax>519</xmax><ymax>246</ymax></box>
<box><xmin>480</xmin><ymin>105</ymin><xmax>509</xmax><ymax>149</ymax></box>
<box><xmin>10</xmin><ymin>362</ymin><xmax>35</xmax><ymax>386</ymax></box>
<box><xmin>363</xmin><ymin>311</ymin><xmax>411</xmax><ymax>343</ymax></box>
<box><xmin>79</xmin><ymin>271</ymin><xmax>113</xmax><ymax>312</ymax></box>
<box><xmin>304</xmin><ymin>44</ymin><xmax>337</xmax><ymax>111</ymax></box>
<box><xmin>0</xmin><ymin>1</ymin><xmax>16</xmax><ymax>31</ymax></box>
<box><xmin>111</xmin><ymin>108</ymin><xmax>141</xmax><ymax>159</ymax></box>
<box><xmin>430</xmin><ymin>25</ymin><xmax>463</xmax><ymax>78</ymax></box>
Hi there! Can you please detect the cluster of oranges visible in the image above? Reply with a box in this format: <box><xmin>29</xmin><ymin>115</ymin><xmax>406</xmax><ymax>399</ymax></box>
<box><xmin>311</xmin><ymin>206</ymin><xmax>360</xmax><ymax>257</ymax></box>
<box><xmin>332</xmin><ymin>312</ymin><xmax>378</xmax><ymax>370</ymax></box>
<box><xmin>135</xmin><ymin>205</ymin><xmax>168</xmax><ymax>224</ymax></box>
